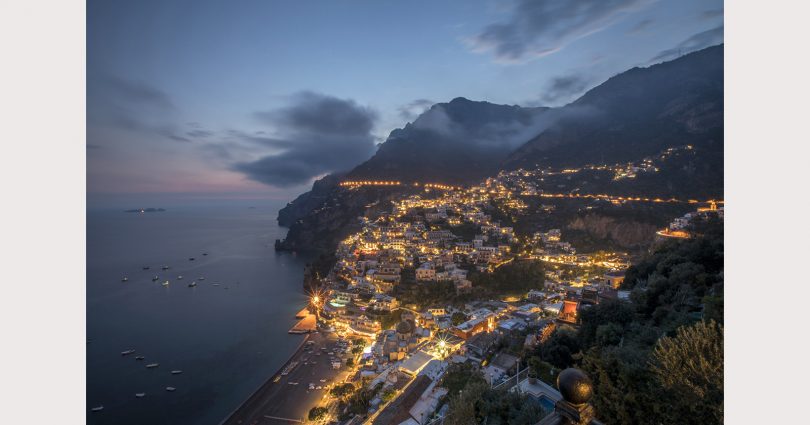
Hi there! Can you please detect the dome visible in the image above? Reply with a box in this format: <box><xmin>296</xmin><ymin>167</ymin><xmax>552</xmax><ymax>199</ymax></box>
<box><xmin>557</xmin><ymin>368</ymin><xmax>593</xmax><ymax>406</ymax></box>
<box><xmin>396</xmin><ymin>320</ymin><xmax>412</xmax><ymax>335</ymax></box>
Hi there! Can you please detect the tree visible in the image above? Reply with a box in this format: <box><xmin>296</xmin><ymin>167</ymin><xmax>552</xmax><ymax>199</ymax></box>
<box><xmin>651</xmin><ymin>320</ymin><xmax>723</xmax><ymax>424</ymax></box>
<box><xmin>451</xmin><ymin>312</ymin><xmax>467</xmax><ymax>326</ymax></box>
<box><xmin>308</xmin><ymin>406</ymin><xmax>328</xmax><ymax>422</ymax></box>
<box><xmin>330</xmin><ymin>383</ymin><xmax>354</xmax><ymax>399</ymax></box>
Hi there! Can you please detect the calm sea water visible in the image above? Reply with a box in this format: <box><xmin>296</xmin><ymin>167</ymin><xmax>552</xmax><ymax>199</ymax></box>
<box><xmin>87</xmin><ymin>203</ymin><xmax>309</xmax><ymax>425</ymax></box>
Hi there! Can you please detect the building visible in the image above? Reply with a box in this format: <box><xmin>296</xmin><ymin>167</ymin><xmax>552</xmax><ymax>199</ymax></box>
<box><xmin>559</xmin><ymin>299</ymin><xmax>579</xmax><ymax>324</ymax></box>
<box><xmin>415</xmin><ymin>263</ymin><xmax>436</xmax><ymax>281</ymax></box>
<box><xmin>604</xmin><ymin>270</ymin><xmax>625</xmax><ymax>289</ymax></box>
<box><xmin>452</xmin><ymin>309</ymin><xmax>495</xmax><ymax>339</ymax></box>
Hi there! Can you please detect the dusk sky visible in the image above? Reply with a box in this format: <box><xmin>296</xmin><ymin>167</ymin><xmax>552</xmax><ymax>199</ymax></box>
<box><xmin>87</xmin><ymin>0</ymin><xmax>723</xmax><ymax>207</ymax></box>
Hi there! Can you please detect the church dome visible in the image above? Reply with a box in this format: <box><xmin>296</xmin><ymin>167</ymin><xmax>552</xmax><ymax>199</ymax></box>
<box><xmin>396</xmin><ymin>320</ymin><xmax>412</xmax><ymax>335</ymax></box>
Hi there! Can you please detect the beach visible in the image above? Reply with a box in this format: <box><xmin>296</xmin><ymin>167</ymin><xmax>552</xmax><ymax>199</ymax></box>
<box><xmin>222</xmin><ymin>331</ymin><xmax>353</xmax><ymax>424</ymax></box>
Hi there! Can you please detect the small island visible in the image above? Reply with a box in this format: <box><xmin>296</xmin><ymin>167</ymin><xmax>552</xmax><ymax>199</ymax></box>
<box><xmin>124</xmin><ymin>208</ymin><xmax>166</xmax><ymax>213</ymax></box>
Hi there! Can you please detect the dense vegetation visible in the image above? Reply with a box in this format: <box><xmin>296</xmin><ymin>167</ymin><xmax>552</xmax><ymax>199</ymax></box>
<box><xmin>441</xmin><ymin>363</ymin><xmax>548</xmax><ymax>425</ymax></box>
<box><xmin>469</xmin><ymin>259</ymin><xmax>545</xmax><ymax>298</ymax></box>
<box><xmin>525</xmin><ymin>225</ymin><xmax>724</xmax><ymax>424</ymax></box>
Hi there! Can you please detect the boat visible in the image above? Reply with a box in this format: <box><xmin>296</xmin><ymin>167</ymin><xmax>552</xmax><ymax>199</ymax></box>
<box><xmin>135</xmin><ymin>393</ymin><xmax>145</xmax><ymax>398</ymax></box>
<box><xmin>177</xmin><ymin>275</ymin><xmax>183</xmax><ymax>280</ymax></box>
<box><xmin>162</xmin><ymin>280</ymin><xmax>170</xmax><ymax>286</ymax></box>
<box><xmin>121</xmin><ymin>349</ymin><xmax>136</xmax><ymax>356</ymax></box>
<box><xmin>212</xmin><ymin>283</ymin><xmax>220</xmax><ymax>286</ymax></box>
<box><xmin>165</xmin><ymin>387</ymin><xmax>176</xmax><ymax>392</ymax></box>
<box><xmin>162</xmin><ymin>265</ymin><xmax>170</xmax><ymax>270</ymax></box>
<box><xmin>152</xmin><ymin>276</ymin><xmax>159</xmax><ymax>281</ymax></box>
<box><xmin>202</xmin><ymin>252</ymin><xmax>208</xmax><ymax>256</ymax></box>
<box><xmin>121</xmin><ymin>277</ymin><xmax>128</xmax><ymax>282</ymax></box>
<box><xmin>171</xmin><ymin>370</ymin><xmax>183</xmax><ymax>375</ymax></box>
<box><xmin>146</xmin><ymin>363</ymin><xmax>159</xmax><ymax>369</ymax></box>
<box><xmin>189</xmin><ymin>257</ymin><xmax>195</xmax><ymax>261</ymax></box>
<box><xmin>188</xmin><ymin>281</ymin><xmax>197</xmax><ymax>287</ymax></box>
<box><xmin>91</xmin><ymin>406</ymin><xmax>104</xmax><ymax>412</ymax></box>
<box><xmin>198</xmin><ymin>277</ymin><xmax>205</xmax><ymax>280</ymax></box>
<box><xmin>273</xmin><ymin>375</ymin><xmax>281</xmax><ymax>383</ymax></box>
<box><xmin>135</xmin><ymin>356</ymin><xmax>144</xmax><ymax>361</ymax></box>
<box><xmin>142</xmin><ymin>266</ymin><xmax>150</xmax><ymax>270</ymax></box>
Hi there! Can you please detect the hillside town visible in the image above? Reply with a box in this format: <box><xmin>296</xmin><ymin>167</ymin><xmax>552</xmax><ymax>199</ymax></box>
<box><xmin>280</xmin><ymin>160</ymin><xmax>724</xmax><ymax>424</ymax></box>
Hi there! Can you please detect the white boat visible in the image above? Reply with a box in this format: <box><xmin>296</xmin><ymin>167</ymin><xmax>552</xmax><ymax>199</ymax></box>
<box><xmin>177</xmin><ymin>276</ymin><xmax>183</xmax><ymax>280</ymax></box>
<box><xmin>121</xmin><ymin>277</ymin><xmax>128</xmax><ymax>282</ymax></box>
<box><xmin>146</xmin><ymin>363</ymin><xmax>159</xmax><ymax>368</ymax></box>
<box><xmin>121</xmin><ymin>349</ymin><xmax>136</xmax><ymax>356</ymax></box>
<box><xmin>165</xmin><ymin>387</ymin><xmax>176</xmax><ymax>392</ymax></box>
<box><xmin>162</xmin><ymin>280</ymin><xmax>170</xmax><ymax>286</ymax></box>
<box><xmin>135</xmin><ymin>393</ymin><xmax>145</xmax><ymax>398</ymax></box>
<box><xmin>198</xmin><ymin>277</ymin><xmax>205</xmax><ymax>280</ymax></box>
<box><xmin>91</xmin><ymin>406</ymin><xmax>104</xmax><ymax>412</ymax></box>
<box><xmin>162</xmin><ymin>265</ymin><xmax>170</xmax><ymax>270</ymax></box>
<box><xmin>188</xmin><ymin>281</ymin><xmax>197</xmax><ymax>287</ymax></box>
<box><xmin>171</xmin><ymin>370</ymin><xmax>183</xmax><ymax>375</ymax></box>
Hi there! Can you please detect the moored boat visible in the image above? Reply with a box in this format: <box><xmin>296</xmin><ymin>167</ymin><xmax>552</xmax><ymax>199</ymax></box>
<box><xmin>166</xmin><ymin>386</ymin><xmax>176</xmax><ymax>392</ymax></box>
<box><xmin>146</xmin><ymin>363</ymin><xmax>159</xmax><ymax>368</ymax></box>
<box><xmin>121</xmin><ymin>277</ymin><xmax>128</xmax><ymax>282</ymax></box>
<box><xmin>188</xmin><ymin>281</ymin><xmax>197</xmax><ymax>287</ymax></box>
<box><xmin>171</xmin><ymin>370</ymin><xmax>183</xmax><ymax>375</ymax></box>
<box><xmin>91</xmin><ymin>406</ymin><xmax>104</xmax><ymax>412</ymax></box>
<box><xmin>121</xmin><ymin>349</ymin><xmax>136</xmax><ymax>356</ymax></box>
<box><xmin>162</xmin><ymin>280</ymin><xmax>170</xmax><ymax>286</ymax></box>
<box><xmin>135</xmin><ymin>393</ymin><xmax>145</xmax><ymax>398</ymax></box>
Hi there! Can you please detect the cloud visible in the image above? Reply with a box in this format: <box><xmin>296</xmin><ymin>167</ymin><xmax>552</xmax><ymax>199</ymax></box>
<box><xmin>186</xmin><ymin>129</ymin><xmax>214</xmax><ymax>138</ymax></box>
<box><xmin>88</xmin><ymin>76</ymin><xmax>192</xmax><ymax>144</ymax></box>
<box><xmin>628</xmin><ymin>18</ymin><xmax>654</xmax><ymax>34</ymax></box>
<box><xmin>650</xmin><ymin>25</ymin><xmax>723</xmax><ymax>63</ymax></box>
<box><xmin>467</xmin><ymin>0</ymin><xmax>650</xmax><ymax>63</ymax></box>
<box><xmin>701</xmin><ymin>9</ymin><xmax>723</xmax><ymax>20</ymax></box>
<box><xmin>234</xmin><ymin>92</ymin><xmax>378</xmax><ymax>187</ymax></box>
<box><xmin>97</xmin><ymin>76</ymin><xmax>174</xmax><ymax>110</ymax></box>
<box><xmin>398</xmin><ymin>99</ymin><xmax>435</xmax><ymax>121</ymax></box>
<box><xmin>540</xmin><ymin>74</ymin><xmax>593</xmax><ymax>104</ymax></box>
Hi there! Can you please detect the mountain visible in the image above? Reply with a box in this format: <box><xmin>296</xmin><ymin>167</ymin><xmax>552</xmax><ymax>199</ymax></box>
<box><xmin>348</xmin><ymin>98</ymin><xmax>548</xmax><ymax>184</ymax></box>
<box><xmin>504</xmin><ymin>45</ymin><xmax>723</xmax><ymax>171</ymax></box>
<box><xmin>276</xmin><ymin>45</ymin><xmax>724</xmax><ymax>255</ymax></box>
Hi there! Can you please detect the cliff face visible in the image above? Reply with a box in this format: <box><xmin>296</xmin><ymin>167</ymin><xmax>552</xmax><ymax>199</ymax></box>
<box><xmin>277</xmin><ymin>173</ymin><xmax>344</xmax><ymax>227</ymax></box>
<box><xmin>275</xmin><ymin>186</ymin><xmax>413</xmax><ymax>253</ymax></box>
<box><xmin>567</xmin><ymin>214</ymin><xmax>660</xmax><ymax>250</ymax></box>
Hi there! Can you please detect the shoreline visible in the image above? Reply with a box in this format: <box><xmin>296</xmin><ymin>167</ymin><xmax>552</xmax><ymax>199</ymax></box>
<box><xmin>220</xmin><ymin>330</ymin><xmax>311</xmax><ymax>425</ymax></box>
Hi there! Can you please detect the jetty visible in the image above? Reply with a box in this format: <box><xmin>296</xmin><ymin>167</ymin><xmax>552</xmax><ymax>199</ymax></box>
<box><xmin>294</xmin><ymin>307</ymin><xmax>310</xmax><ymax>319</ymax></box>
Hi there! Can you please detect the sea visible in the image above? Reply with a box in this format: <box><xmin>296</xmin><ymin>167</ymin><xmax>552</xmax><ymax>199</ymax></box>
<box><xmin>87</xmin><ymin>202</ymin><xmax>309</xmax><ymax>425</ymax></box>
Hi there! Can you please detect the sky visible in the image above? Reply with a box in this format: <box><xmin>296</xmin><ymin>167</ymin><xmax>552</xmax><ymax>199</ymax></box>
<box><xmin>87</xmin><ymin>0</ymin><xmax>723</xmax><ymax>208</ymax></box>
